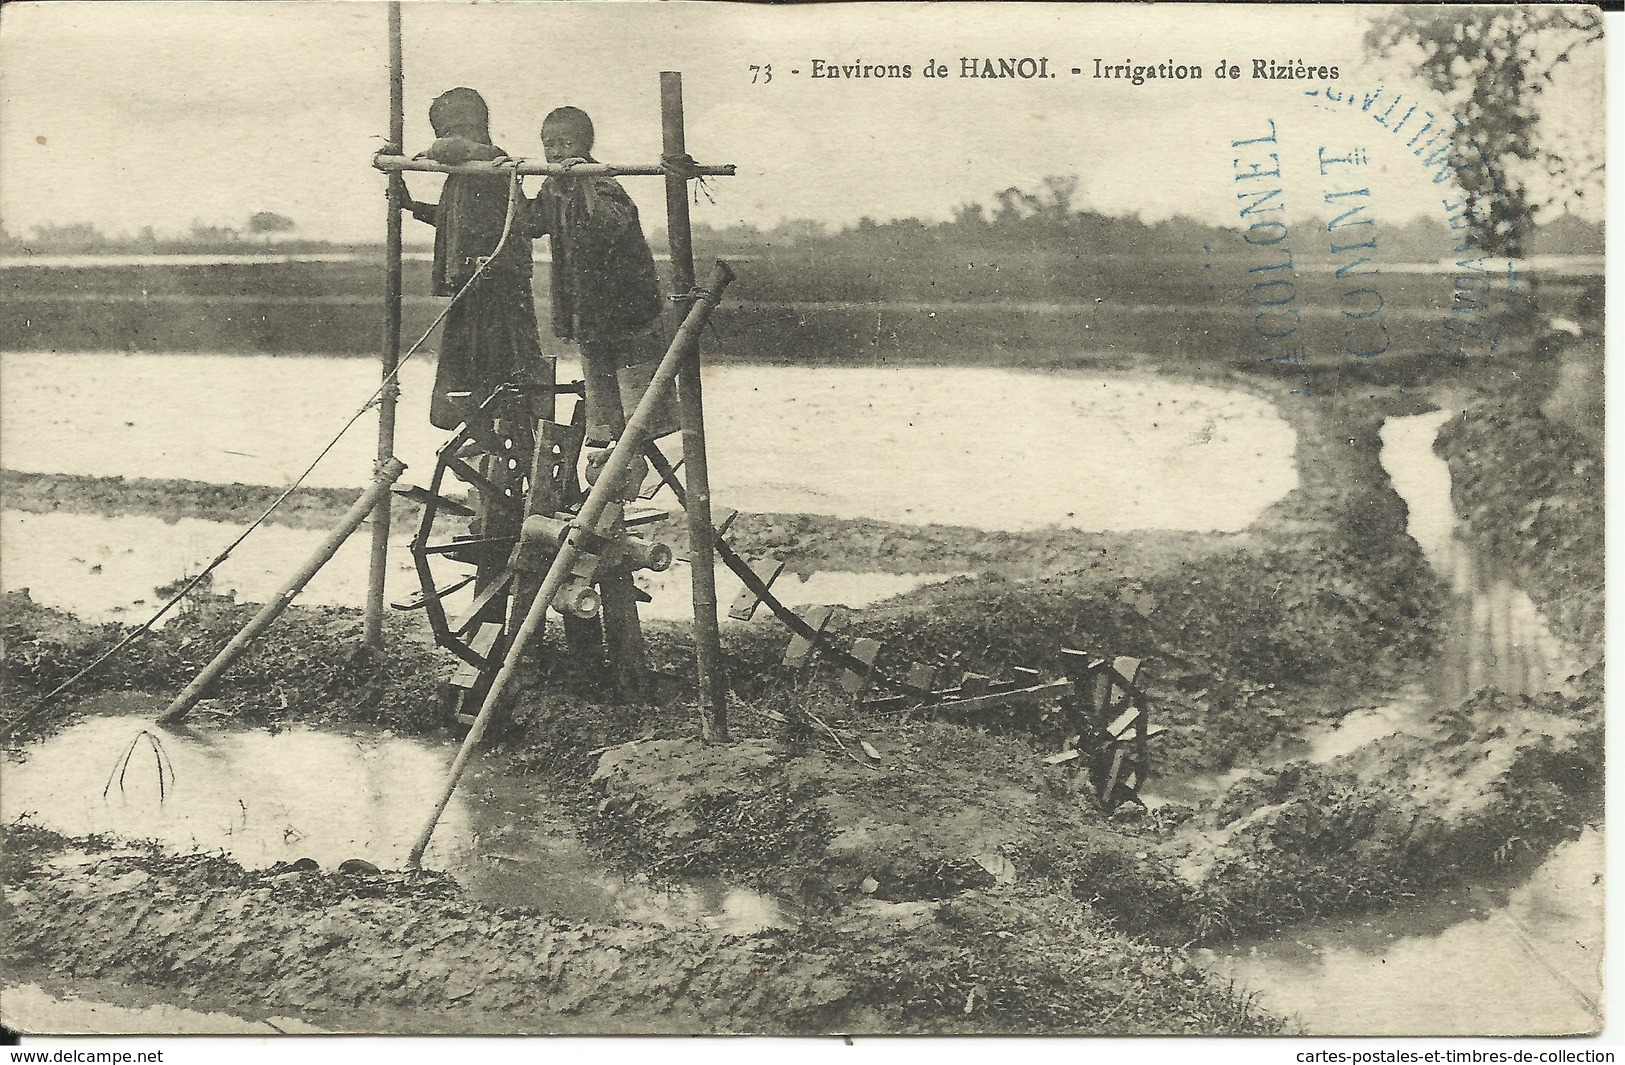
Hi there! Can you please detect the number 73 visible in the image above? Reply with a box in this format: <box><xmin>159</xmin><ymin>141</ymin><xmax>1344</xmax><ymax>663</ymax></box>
<box><xmin>749</xmin><ymin>63</ymin><xmax>773</xmax><ymax>84</ymax></box>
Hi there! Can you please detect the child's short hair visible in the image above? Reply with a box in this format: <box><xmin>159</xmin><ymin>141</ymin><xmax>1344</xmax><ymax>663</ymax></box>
<box><xmin>430</xmin><ymin>87</ymin><xmax>490</xmax><ymax>140</ymax></box>
<box><xmin>541</xmin><ymin>106</ymin><xmax>595</xmax><ymax>153</ymax></box>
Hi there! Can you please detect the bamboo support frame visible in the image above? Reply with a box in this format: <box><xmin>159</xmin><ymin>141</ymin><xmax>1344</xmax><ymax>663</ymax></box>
<box><xmin>364</xmin><ymin>1</ymin><xmax>405</xmax><ymax>649</ymax></box>
<box><xmin>661</xmin><ymin>70</ymin><xmax>730</xmax><ymax>744</ymax></box>
<box><xmin>406</xmin><ymin>261</ymin><xmax>736</xmax><ymax>868</ymax></box>
<box><xmin>159</xmin><ymin>457</ymin><xmax>408</xmax><ymax>726</ymax></box>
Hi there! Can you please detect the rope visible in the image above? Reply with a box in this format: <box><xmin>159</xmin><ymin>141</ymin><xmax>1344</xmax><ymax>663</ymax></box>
<box><xmin>659</xmin><ymin>153</ymin><xmax>702</xmax><ymax>181</ymax></box>
<box><xmin>4</xmin><ymin>165</ymin><xmax>529</xmax><ymax>736</ymax></box>
<box><xmin>660</xmin><ymin>152</ymin><xmax>715</xmax><ymax>206</ymax></box>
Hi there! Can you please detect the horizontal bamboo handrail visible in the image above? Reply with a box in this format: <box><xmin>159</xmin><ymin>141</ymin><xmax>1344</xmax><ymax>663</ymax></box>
<box><xmin>372</xmin><ymin>154</ymin><xmax>735</xmax><ymax>178</ymax></box>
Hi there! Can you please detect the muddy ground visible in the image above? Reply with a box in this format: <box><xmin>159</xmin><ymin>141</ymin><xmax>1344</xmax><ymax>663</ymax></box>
<box><xmin>0</xmin><ymin>356</ymin><xmax>1603</xmax><ymax>1034</ymax></box>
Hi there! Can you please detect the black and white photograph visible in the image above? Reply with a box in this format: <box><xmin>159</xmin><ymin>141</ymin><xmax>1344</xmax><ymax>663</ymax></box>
<box><xmin>0</xmin><ymin>0</ymin><xmax>1610</xmax><ymax>1043</ymax></box>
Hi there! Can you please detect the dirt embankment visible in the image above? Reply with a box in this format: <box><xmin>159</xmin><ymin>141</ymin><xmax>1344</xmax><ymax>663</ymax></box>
<box><xmin>1164</xmin><ymin>677</ymin><xmax>1601</xmax><ymax>939</ymax></box>
<box><xmin>4</xmin><ymin>375</ymin><xmax>1596</xmax><ymax>1033</ymax></box>
<box><xmin>1</xmin><ymin>465</ymin><xmax>1228</xmax><ymax>580</ymax></box>
<box><xmin>1</xmin><ymin>593</ymin><xmax>450</xmax><ymax>745</ymax></box>
<box><xmin>2</xmin><ymin>822</ymin><xmax>1279</xmax><ymax>1035</ymax></box>
<box><xmin>1</xmin><ymin>470</ymin><xmax>424</xmax><ymax>533</ymax></box>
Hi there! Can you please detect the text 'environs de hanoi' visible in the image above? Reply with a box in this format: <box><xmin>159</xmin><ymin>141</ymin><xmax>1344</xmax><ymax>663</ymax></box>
<box><xmin>801</xmin><ymin>57</ymin><xmax>1341</xmax><ymax>82</ymax></box>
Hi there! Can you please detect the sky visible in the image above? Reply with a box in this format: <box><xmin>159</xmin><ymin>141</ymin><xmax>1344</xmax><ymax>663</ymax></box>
<box><xmin>0</xmin><ymin>1</ymin><xmax>1606</xmax><ymax>242</ymax></box>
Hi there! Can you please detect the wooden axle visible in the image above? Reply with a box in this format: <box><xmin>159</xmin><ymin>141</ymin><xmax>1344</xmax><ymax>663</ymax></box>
<box><xmin>931</xmin><ymin>678</ymin><xmax>1075</xmax><ymax>715</ymax></box>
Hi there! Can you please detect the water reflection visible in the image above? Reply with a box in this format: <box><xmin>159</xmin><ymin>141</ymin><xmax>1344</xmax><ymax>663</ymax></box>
<box><xmin>1</xmin><ymin>353</ymin><xmax>1297</xmax><ymax>531</ymax></box>
<box><xmin>0</xmin><ymin>508</ymin><xmax>957</xmax><ymax>627</ymax></box>
<box><xmin>1380</xmin><ymin>410</ymin><xmax>1578</xmax><ymax>701</ymax></box>
<box><xmin>2</xmin><ymin>703</ymin><xmax>784</xmax><ymax>936</ymax></box>
<box><xmin>1201</xmin><ymin>829</ymin><xmax>1603</xmax><ymax>1036</ymax></box>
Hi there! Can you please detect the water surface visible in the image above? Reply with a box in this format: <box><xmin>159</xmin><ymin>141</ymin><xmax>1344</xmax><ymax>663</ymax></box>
<box><xmin>1201</xmin><ymin>829</ymin><xmax>1603</xmax><ymax>1036</ymax></box>
<box><xmin>1182</xmin><ymin>411</ymin><xmax>1598</xmax><ymax>1035</ymax></box>
<box><xmin>1</xmin><ymin>352</ymin><xmax>1297</xmax><ymax>532</ymax></box>
<box><xmin>0</xmin><ymin>508</ymin><xmax>956</xmax><ymax>624</ymax></box>
<box><xmin>3</xmin><ymin>704</ymin><xmax>785</xmax><ymax>935</ymax></box>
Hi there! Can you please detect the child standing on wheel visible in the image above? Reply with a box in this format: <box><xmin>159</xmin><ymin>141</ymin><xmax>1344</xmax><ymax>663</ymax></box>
<box><xmin>525</xmin><ymin>105</ymin><xmax>677</xmax><ymax>468</ymax></box>
<box><xmin>392</xmin><ymin>87</ymin><xmax>548</xmax><ymax>431</ymax></box>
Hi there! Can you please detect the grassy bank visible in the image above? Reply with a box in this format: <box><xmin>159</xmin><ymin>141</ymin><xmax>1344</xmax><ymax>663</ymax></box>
<box><xmin>3</xmin><ymin>363</ymin><xmax>1600</xmax><ymax>1032</ymax></box>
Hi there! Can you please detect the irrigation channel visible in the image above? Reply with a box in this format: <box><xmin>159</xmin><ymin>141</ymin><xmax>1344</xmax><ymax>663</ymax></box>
<box><xmin>0</xmin><ymin>354</ymin><xmax>1599</xmax><ymax>1034</ymax></box>
<box><xmin>1173</xmin><ymin>410</ymin><xmax>1599</xmax><ymax>1036</ymax></box>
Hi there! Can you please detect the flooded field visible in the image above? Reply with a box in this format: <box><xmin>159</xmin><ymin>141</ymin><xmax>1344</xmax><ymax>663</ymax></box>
<box><xmin>2</xmin><ymin>701</ymin><xmax>784</xmax><ymax>934</ymax></box>
<box><xmin>0</xmin><ymin>507</ymin><xmax>959</xmax><ymax>624</ymax></box>
<box><xmin>0</xmin><ymin>351</ymin><xmax>1296</xmax><ymax>532</ymax></box>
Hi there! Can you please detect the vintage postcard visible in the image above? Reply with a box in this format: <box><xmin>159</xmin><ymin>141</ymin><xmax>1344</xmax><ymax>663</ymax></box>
<box><xmin>0</xmin><ymin>0</ymin><xmax>1608</xmax><ymax>1044</ymax></box>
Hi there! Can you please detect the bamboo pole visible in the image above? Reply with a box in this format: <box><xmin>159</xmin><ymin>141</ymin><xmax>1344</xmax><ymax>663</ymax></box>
<box><xmin>364</xmin><ymin>1</ymin><xmax>405</xmax><ymax>649</ymax></box>
<box><xmin>661</xmin><ymin>71</ymin><xmax>729</xmax><ymax>745</ymax></box>
<box><xmin>407</xmin><ymin>262</ymin><xmax>735</xmax><ymax>868</ymax></box>
<box><xmin>587</xmin><ymin>379</ymin><xmax>649</xmax><ymax>700</ymax></box>
<box><xmin>372</xmin><ymin>155</ymin><xmax>735</xmax><ymax>178</ymax></box>
<box><xmin>159</xmin><ymin>458</ymin><xmax>408</xmax><ymax>726</ymax></box>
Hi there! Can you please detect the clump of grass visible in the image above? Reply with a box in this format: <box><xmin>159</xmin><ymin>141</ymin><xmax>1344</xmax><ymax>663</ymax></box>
<box><xmin>2</xmin><ymin>593</ymin><xmax>449</xmax><ymax>739</ymax></box>
<box><xmin>832</xmin><ymin>894</ymin><xmax>1289</xmax><ymax>1034</ymax></box>
<box><xmin>102</xmin><ymin>730</ymin><xmax>177</xmax><ymax>801</ymax></box>
<box><xmin>589</xmin><ymin>763</ymin><xmax>835</xmax><ymax>887</ymax></box>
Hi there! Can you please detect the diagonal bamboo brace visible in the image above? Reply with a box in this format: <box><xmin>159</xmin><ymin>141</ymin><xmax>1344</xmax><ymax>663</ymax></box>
<box><xmin>158</xmin><ymin>457</ymin><xmax>408</xmax><ymax>726</ymax></box>
<box><xmin>405</xmin><ymin>260</ymin><xmax>736</xmax><ymax>869</ymax></box>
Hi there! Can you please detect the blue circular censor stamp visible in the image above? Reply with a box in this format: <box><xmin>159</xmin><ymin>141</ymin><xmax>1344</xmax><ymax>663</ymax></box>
<box><xmin>1203</xmin><ymin>80</ymin><xmax>1524</xmax><ymax>389</ymax></box>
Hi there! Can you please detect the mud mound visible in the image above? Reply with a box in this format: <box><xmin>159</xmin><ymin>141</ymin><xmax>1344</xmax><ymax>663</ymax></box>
<box><xmin>592</xmin><ymin>725</ymin><xmax>1075</xmax><ymax>903</ymax></box>
<box><xmin>2</xmin><ymin>591</ymin><xmax>196</xmax><ymax>740</ymax></box>
<box><xmin>724</xmin><ymin>512</ymin><xmax>1229</xmax><ymax>578</ymax></box>
<box><xmin>1172</xmin><ymin>683</ymin><xmax>1602</xmax><ymax>939</ymax></box>
<box><xmin>2</xmin><ymin>824</ymin><xmax>1283</xmax><ymax>1034</ymax></box>
<box><xmin>2</xmin><ymin>593</ymin><xmax>449</xmax><ymax>743</ymax></box>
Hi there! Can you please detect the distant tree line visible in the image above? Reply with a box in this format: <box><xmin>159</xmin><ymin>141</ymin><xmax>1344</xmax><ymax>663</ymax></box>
<box><xmin>5</xmin><ymin>179</ymin><xmax>1601</xmax><ymax>261</ymax></box>
<box><xmin>684</xmin><ymin>176</ymin><xmax>1602</xmax><ymax>264</ymax></box>
<box><xmin>0</xmin><ymin>212</ymin><xmax>318</xmax><ymax>256</ymax></box>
